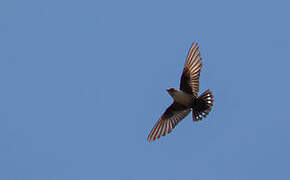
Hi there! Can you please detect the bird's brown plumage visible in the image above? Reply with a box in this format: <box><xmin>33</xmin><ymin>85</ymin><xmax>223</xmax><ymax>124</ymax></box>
<box><xmin>147</xmin><ymin>103</ymin><xmax>190</xmax><ymax>141</ymax></box>
<box><xmin>147</xmin><ymin>42</ymin><xmax>212</xmax><ymax>141</ymax></box>
<box><xmin>180</xmin><ymin>42</ymin><xmax>202</xmax><ymax>97</ymax></box>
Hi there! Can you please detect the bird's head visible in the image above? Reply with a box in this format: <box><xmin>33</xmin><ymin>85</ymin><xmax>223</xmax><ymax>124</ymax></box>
<box><xmin>166</xmin><ymin>88</ymin><xmax>178</xmax><ymax>96</ymax></box>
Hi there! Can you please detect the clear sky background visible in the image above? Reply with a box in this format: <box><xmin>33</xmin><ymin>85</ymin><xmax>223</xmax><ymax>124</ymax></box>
<box><xmin>1</xmin><ymin>0</ymin><xmax>290</xmax><ymax>179</ymax></box>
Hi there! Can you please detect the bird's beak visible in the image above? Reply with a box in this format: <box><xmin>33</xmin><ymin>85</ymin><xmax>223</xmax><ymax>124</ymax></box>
<box><xmin>166</xmin><ymin>88</ymin><xmax>170</xmax><ymax>92</ymax></box>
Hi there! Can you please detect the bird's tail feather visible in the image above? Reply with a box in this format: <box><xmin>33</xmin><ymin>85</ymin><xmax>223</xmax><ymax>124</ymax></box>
<box><xmin>192</xmin><ymin>89</ymin><xmax>213</xmax><ymax>121</ymax></box>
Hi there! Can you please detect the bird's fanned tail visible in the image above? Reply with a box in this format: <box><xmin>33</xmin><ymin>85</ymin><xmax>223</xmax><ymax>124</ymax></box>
<box><xmin>192</xmin><ymin>89</ymin><xmax>213</xmax><ymax>121</ymax></box>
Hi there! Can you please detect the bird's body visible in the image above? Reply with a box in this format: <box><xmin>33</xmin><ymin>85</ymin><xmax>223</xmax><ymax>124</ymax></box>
<box><xmin>167</xmin><ymin>88</ymin><xmax>194</xmax><ymax>107</ymax></box>
<box><xmin>147</xmin><ymin>42</ymin><xmax>214</xmax><ymax>141</ymax></box>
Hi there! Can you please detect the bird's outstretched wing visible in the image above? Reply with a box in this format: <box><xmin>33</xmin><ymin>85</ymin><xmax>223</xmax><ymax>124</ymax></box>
<box><xmin>180</xmin><ymin>42</ymin><xmax>202</xmax><ymax>97</ymax></box>
<box><xmin>147</xmin><ymin>102</ymin><xmax>190</xmax><ymax>141</ymax></box>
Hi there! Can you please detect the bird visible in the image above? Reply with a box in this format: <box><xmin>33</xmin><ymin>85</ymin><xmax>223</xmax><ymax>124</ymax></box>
<box><xmin>147</xmin><ymin>42</ymin><xmax>213</xmax><ymax>141</ymax></box>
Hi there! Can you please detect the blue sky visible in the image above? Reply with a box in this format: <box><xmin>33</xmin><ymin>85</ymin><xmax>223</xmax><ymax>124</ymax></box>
<box><xmin>1</xmin><ymin>0</ymin><xmax>290</xmax><ymax>179</ymax></box>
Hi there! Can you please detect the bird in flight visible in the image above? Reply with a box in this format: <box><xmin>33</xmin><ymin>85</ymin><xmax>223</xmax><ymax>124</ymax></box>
<box><xmin>147</xmin><ymin>42</ymin><xmax>213</xmax><ymax>141</ymax></box>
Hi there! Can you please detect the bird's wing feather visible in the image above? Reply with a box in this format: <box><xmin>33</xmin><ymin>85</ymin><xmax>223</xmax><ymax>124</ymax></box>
<box><xmin>180</xmin><ymin>42</ymin><xmax>202</xmax><ymax>96</ymax></box>
<box><xmin>147</xmin><ymin>102</ymin><xmax>190</xmax><ymax>141</ymax></box>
